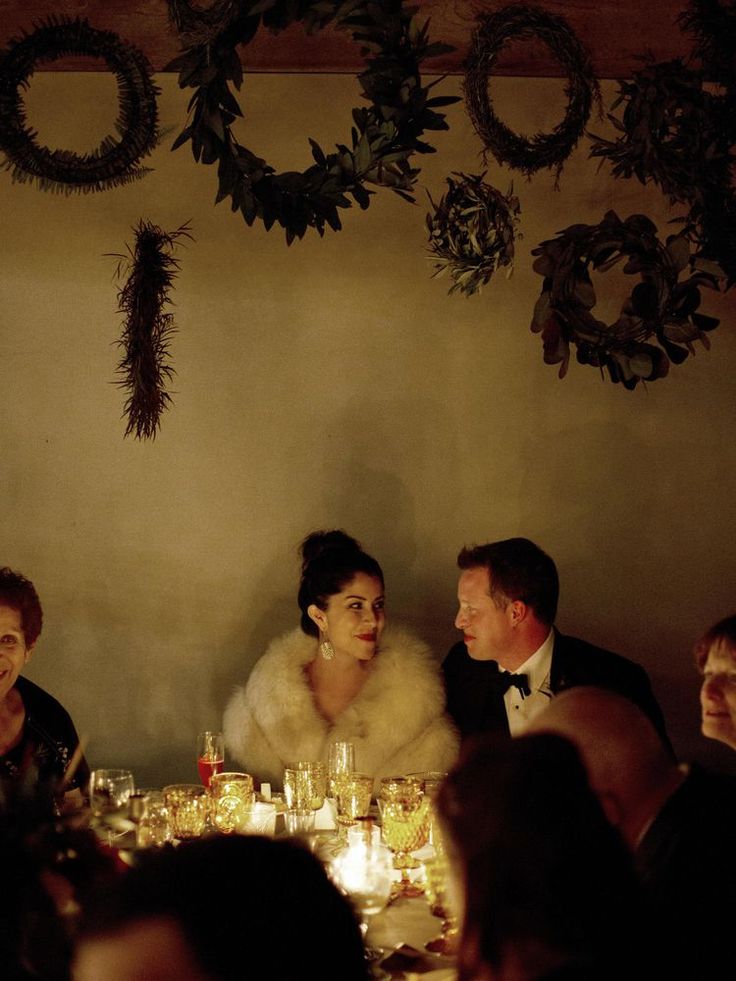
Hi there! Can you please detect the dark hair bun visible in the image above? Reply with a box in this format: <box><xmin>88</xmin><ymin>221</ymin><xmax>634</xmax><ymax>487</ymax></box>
<box><xmin>300</xmin><ymin>530</ymin><xmax>362</xmax><ymax>568</ymax></box>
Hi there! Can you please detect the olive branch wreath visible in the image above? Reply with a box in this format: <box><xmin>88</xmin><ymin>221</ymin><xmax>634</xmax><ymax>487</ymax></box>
<box><xmin>0</xmin><ymin>17</ymin><xmax>160</xmax><ymax>194</ymax></box>
<box><xmin>530</xmin><ymin>211</ymin><xmax>724</xmax><ymax>389</ymax></box>
<box><xmin>165</xmin><ymin>0</ymin><xmax>458</xmax><ymax>244</ymax></box>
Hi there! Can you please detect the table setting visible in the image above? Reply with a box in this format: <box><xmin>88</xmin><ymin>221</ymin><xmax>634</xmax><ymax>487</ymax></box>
<box><xmin>85</xmin><ymin>736</ymin><xmax>459</xmax><ymax>979</ymax></box>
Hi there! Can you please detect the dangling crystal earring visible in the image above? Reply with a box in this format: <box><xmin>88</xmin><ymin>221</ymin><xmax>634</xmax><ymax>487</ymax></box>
<box><xmin>320</xmin><ymin>633</ymin><xmax>335</xmax><ymax>660</ymax></box>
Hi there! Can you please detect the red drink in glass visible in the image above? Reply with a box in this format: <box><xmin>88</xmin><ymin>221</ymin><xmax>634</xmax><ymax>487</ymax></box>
<box><xmin>198</xmin><ymin>756</ymin><xmax>224</xmax><ymax>787</ymax></box>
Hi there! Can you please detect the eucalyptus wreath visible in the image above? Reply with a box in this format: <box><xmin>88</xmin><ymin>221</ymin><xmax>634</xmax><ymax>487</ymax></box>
<box><xmin>463</xmin><ymin>4</ymin><xmax>600</xmax><ymax>180</ymax></box>
<box><xmin>426</xmin><ymin>173</ymin><xmax>520</xmax><ymax>296</ymax></box>
<box><xmin>530</xmin><ymin>211</ymin><xmax>724</xmax><ymax>389</ymax></box>
<box><xmin>111</xmin><ymin>220</ymin><xmax>192</xmax><ymax>440</ymax></box>
<box><xmin>166</xmin><ymin>0</ymin><xmax>458</xmax><ymax>244</ymax></box>
<box><xmin>0</xmin><ymin>17</ymin><xmax>160</xmax><ymax>194</ymax></box>
<box><xmin>588</xmin><ymin>58</ymin><xmax>736</xmax><ymax>286</ymax></box>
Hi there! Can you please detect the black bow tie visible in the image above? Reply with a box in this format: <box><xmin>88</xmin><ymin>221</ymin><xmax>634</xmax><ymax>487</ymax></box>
<box><xmin>493</xmin><ymin>667</ymin><xmax>531</xmax><ymax>698</ymax></box>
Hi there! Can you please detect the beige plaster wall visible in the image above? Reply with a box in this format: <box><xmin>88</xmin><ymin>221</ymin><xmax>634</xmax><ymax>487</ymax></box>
<box><xmin>3</xmin><ymin>71</ymin><xmax>735</xmax><ymax>784</ymax></box>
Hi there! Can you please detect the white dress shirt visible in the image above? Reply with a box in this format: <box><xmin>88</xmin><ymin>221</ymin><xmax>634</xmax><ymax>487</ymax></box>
<box><xmin>504</xmin><ymin>629</ymin><xmax>555</xmax><ymax>735</ymax></box>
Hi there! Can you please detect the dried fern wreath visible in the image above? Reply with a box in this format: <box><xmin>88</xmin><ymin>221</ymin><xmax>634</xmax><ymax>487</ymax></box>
<box><xmin>530</xmin><ymin>211</ymin><xmax>724</xmax><ymax>389</ymax></box>
<box><xmin>0</xmin><ymin>17</ymin><xmax>160</xmax><ymax>193</ymax></box>
<box><xmin>463</xmin><ymin>4</ymin><xmax>600</xmax><ymax>179</ymax></box>
<box><xmin>166</xmin><ymin>0</ymin><xmax>457</xmax><ymax>243</ymax></box>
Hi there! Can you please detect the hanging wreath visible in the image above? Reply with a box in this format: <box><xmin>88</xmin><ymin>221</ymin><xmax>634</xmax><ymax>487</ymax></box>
<box><xmin>588</xmin><ymin>58</ymin><xmax>736</xmax><ymax>287</ymax></box>
<box><xmin>166</xmin><ymin>0</ymin><xmax>458</xmax><ymax>244</ymax></box>
<box><xmin>111</xmin><ymin>220</ymin><xmax>192</xmax><ymax>440</ymax></box>
<box><xmin>463</xmin><ymin>4</ymin><xmax>600</xmax><ymax>180</ymax></box>
<box><xmin>530</xmin><ymin>211</ymin><xmax>725</xmax><ymax>389</ymax></box>
<box><xmin>0</xmin><ymin>17</ymin><xmax>160</xmax><ymax>194</ymax></box>
<box><xmin>426</xmin><ymin>172</ymin><xmax>520</xmax><ymax>296</ymax></box>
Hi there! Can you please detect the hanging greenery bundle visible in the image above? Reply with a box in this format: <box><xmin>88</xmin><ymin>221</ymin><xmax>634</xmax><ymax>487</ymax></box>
<box><xmin>588</xmin><ymin>58</ymin><xmax>736</xmax><ymax>286</ymax></box>
<box><xmin>112</xmin><ymin>221</ymin><xmax>192</xmax><ymax>440</ymax></box>
<box><xmin>463</xmin><ymin>4</ymin><xmax>600</xmax><ymax>180</ymax></box>
<box><xmin>0</xmin><ymin>17</ymin><xmax>160</xmax><ymax>194</ymax></box>
<box><xmin>426</xmin><ymin>173</ymin><xmax>520</xmax><ymax>296</ymax></box>
<box><xmin>530</xmin><ymin>211</ymin><xmax>724</xmax><ymax>389</ymax></box>
<box><xmin>679</xmin><ymin>0</ymin><xmax>736</xmax><ymax>102</ymax></box>
<box><xmin>165</xmin><ymin>0</ymin><xmax>458</xmax><ymax>244</ymax></box>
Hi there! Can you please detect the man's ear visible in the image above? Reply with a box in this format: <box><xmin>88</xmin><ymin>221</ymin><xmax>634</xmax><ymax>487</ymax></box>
<box><xmin>508</xmin><ymin>599</ymin><xmax>528</xmax><ymax>627</ymax></box>
<box><xmin>307</xmin><ymin>604</ymin><xmax>327</xmax><ymax>633</ymax></box>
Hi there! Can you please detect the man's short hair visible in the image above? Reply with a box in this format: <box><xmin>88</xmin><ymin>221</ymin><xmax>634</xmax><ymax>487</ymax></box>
<box><xmin>458</xmin><ymin>537</ymin><xmax>559</xmax><ymax>627</ymax></box>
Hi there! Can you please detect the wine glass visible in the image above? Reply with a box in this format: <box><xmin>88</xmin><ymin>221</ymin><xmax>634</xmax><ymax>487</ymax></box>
<box><xmin>327</xmin><ymin>740</ymin><xmax>355</xmax><ymax>797</ymax></box>
<box><xmin>379</xmin><ymin>776</ymin><xmax>429</xmax><ymax>899</ymax></box>
<box><xmin>197</xmin><ymin>731</ymin><xmax>225</xmax><ymax>788</ymax></box>
<box><xmin>330</xmin><ymin>828</ymin><xmax>393</xmax><ymax>962</ymax></box>
<box><xmin>89</xmin><ymin>768</ymin><xmax>135</xmax><ymax>845</ymax></box>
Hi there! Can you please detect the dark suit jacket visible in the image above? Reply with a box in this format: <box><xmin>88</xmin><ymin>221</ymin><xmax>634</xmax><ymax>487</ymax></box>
<box><xmin>636</xmin><ymin>765</ymin><xmax>736</xmax><ymax>978</ymax></box>
<box><xmin>442</xmin><ymin>629</ymin><xmax>671</xmax><ymax>748</ymax></box>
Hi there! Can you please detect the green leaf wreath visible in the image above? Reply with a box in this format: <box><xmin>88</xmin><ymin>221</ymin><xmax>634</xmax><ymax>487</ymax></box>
<box><xmin>530</xmin><ymin>211</ymin><xmax>725</xmax><ymax>389</ymax></box>
<box><xmin>0</xmin><ymin>17</ymin><xmax>160</xmax><ymax>194</ymax></box>
<box><xmin>463</xmin><ymin>4</ymin><xmax>600</xmax><ymax>181</ymax></box>
<box><xmin>111</xmin><ymin>221</ymin><xmax>193</xmax><ymax>440</ymax></box>
<box><xmin>426</xmin><ymin>173</ymin><xmax>520</xmax><ymax>296</ymax></box>
<box><xmin>165</xmin><ymin>0</ymin><xmax>458</xmax><ymax>244</ymax></box>
<box><xmin>588</xmin><ymin>1</ymin><xmax>736</xmax><ymax>288</ymax></box>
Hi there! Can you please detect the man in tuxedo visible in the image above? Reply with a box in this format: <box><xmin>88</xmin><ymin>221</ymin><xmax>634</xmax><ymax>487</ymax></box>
<box><xmin>442</xmin><ymin>537</ymin><xmax>669</xmax><ymax>744</ymax></box>
<box><xmin>527</xmin><ymin>687</ymin><xmax>736</xmax><ymax>979</ymax></box>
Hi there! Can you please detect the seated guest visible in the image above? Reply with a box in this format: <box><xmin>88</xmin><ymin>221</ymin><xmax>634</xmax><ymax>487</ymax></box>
<box><xmin>0</xmin><ymin>567</ymin><xmax>88</xmax><ymax>809</ymax></box>
<box><xmin>527</xmin><ymin>686</ymin><xmax>736</xmax><ymax>979</ymax></box>
<box><xmin>443</xmin><ymin>537</ymin><xmax>670</xmax><ymax>746</ymax></box>
<box><xmin>224</xmin><ymin>531</ymin><xmax>458</xmax><ymax>787</ymax></box>
<box><xmin>436</xmin><ymin>733</ymin><xmax>648</xmax><ymax>981</ymax></box>
<box><xmin>74</xmin><ymin>835</ymin><xmax>369</xmax><ymax>981</ymax></box>
<box><xmin>695</xmin><ymin>614</ymin><xmax>736</xmax><ymax>751</ymax></box>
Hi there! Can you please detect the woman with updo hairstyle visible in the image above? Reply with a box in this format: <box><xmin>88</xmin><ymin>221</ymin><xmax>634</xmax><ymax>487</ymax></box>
<box><xmin>224</xmin><ymin>531</ymin><xmax>458</xmax><ymax>788</ymax></box>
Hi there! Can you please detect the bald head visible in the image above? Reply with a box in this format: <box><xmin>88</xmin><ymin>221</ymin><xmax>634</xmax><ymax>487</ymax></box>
<box><xmin>526</xmin><ymin>687</ymin><xmax>680</xmax><ymax>847</ymax></box>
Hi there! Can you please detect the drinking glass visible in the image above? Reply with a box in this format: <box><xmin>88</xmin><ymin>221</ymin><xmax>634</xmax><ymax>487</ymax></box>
<box><xmin>335</xmin><ymin>773</ymin><xmax>374</xmax><ymax>828</ymax></box>
<box><xmin>423</xmin><ymin>854</ymin><xmax>459</xmax><ymax>955</ymax></box>
<box><xmin>89</xmin><ymin>768</ymin><xmax>135</xmax><ymax>819</ymax></box>
<box><xmin>197</xmin><ymin>731</ymin><xmax>225</xmax><ymax>788</ymax></box>
<box><xmin>327</xmin><ymin>740</ymin><xmax>355</xmax><ymax>797</ymax></box>
<box><xmin>330</xmin><ymin>831</ymin><xmax>393</xmax><ymax>962</ymax></box>
<box><xmin>163</xmin><ymin>783</ymin><xmax>209</xmax><ymax>839</ymax></box>
<box><xmin>379</xmin><ymin>776</ymin><xmax>429</xmax><ymax>898</ymax></box>
<box><xmin>210</xmin><ymin>772</ymin><xmax>255</xmax><ymax>834</ymax></box>
<box><xmin>283</xmin><ymin>761</ymin><xmax>326</xmax><ymax>812</ymax></box>
<box><xmin>135</xmin><ymin>791</ymin><xmax>172</xmax><ymax>848</ymax></box>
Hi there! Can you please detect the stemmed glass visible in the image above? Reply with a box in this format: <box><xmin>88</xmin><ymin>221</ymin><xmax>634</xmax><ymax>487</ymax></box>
<box><xmin>335</xmin><ymin>773</ymin><xmax>374</xmax><ymax>830</ymax></box>
<box><xmin>423</xmin><ymin>853</ymin><xmax>459</xmax><ymax>955</ymax></box>
<box><xmin>330</xmin><ymin>823</ymin><xmax>393</xmax><ymax>962</ymax></box>
<box><xmin>197</xmin><ymin>731</ymin><xmax>225</xmax><ymax>788</ymax></box>
<box><xmin>89</xmin><ymin>768</ymin><xmax>135</xmax><ymax>844</ymax></box>
<box><xmin>379</xmin><ymin>776</ymin><xmax>429</xmax><ymax>899</ymax></box>
<box><xmin>327</xmin><ymin>740</ymin><xmax>355</xmax><ymax>797</ymax></box>
<box><xmin>283</xmin><ymin>761</ymin><xmax>326</xmax><ymax>833</ymax></box>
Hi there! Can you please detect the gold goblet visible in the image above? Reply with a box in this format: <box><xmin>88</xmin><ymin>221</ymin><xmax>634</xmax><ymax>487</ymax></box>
<box><xmin>210</xmin><ymin>772</ymin><xmax>255</xmax><ymax>834</ymax></box>
<box><xmin>283</xmin><ymin>761</ymin><xmax>326</xmax><ymax>812</ymax></box>
<box><xmin>163</xmin><ymin>783</ymin><xmax>209</xmax><ymax>840</ymax></box>
<box><xmin>379</xmin><ymin>776</ymin><xmax>429</xmax><ymax>898</ymax></box>
<box><xmin>423</xmin><ymin>853</ymin><xmax>459</xmax><ymax>955</ymax></box>
<box><xmin>335</xmin><ymin>773</ymin><xmax>374</xmax><ymax>829</ymax></box>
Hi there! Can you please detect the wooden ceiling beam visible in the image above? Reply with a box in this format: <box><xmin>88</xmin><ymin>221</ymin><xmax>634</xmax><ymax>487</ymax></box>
<box><xmin>0</xmin><ymin>0</ymin><xmax>693</xmax><ymax>77</ymax></box>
